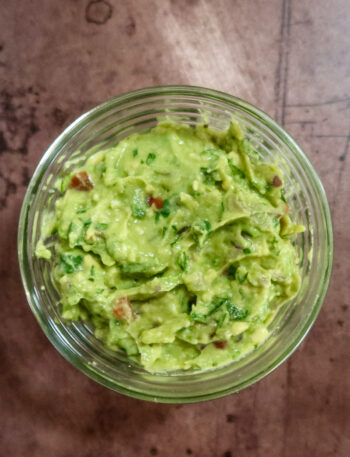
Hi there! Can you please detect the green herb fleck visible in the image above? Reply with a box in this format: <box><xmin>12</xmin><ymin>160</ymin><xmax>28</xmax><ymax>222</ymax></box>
<box><xmin>208</xmin><ymin>296</ymin><xmax>230</xmax><ymax>316</ymax></box>
<box><xmin>170</xmin><ymin>235</ymin><xmax>179</xmax><ymax>246</ymax></box>
<box><xmin>60</xmin><ymin>253</ymin><xmax>83</xmax><ymax>274</ymax></box>
<box><xmin>200</xmin><ymin>167</ymin><xmax>215</xmax><ymax>184</ymax></box>
<box><xmin>88</xmin><ymin>265</ymin><xmax>95</xmax><ymax>282</ymax></box>
<box><xmin>237</xmin><ymin>271</ymin><xmax>248</xmax><ymax>283</ymax></box>
<box><xmin>216</xmin><ymin>313</ymin><xmax>226</xmax><ymax>328</ymax></box>
<box><xmin>95</xmin><ymin>161</ymin><xmax>106</xmax><ymax>177</ymax></box>
<box><xmin>227</xmin><ymin>264</ymin><xmax>237</xmax><ymax>279</ymax></box>
<box><xmin>83</xmin><ymin>220</ymin><xmax>92</xmax><ymax>229</ymax></box>
<box><xmin>243</xmin><ymin>247</ymin><xmax>252</xmax><ymax>254</ymax></box>
<box><xmin>227</xmin><ymin>303</ymin><xmax>248</xmax><ymax>320</ymax></box>
<box><xmin>228</xmin><ymin>158</ymin><xmax>245</xmax><ymax>179</ymax></box>
<box><xmin>95</xmin><ymin>222</ymin><xmax>108</xmax><ymax>231</ymax></box>
<box><xmin>96</xmin><ymin>288</ymin><xmax>104</xmax><ymax>294</ymax></box>
<box><xmin>177</xmin><ymin>251</ymin><xmax>188</xmax><ymax>271</ymax></box>
<box><xmin>220</xmin><ymin>201</ymin><xmax>225</xmax><ymax>215</ymax></box>
<box><xmin>132</xmin><ymin>148</ymin><xmax>138</xmax><ymax>157</ymax></box>
<box><xmin>146</xmin><ymin>152</ymin><xmax>156</xmax><ymax>165</ymax></box>
<box><xmin>281</xmin><ymin>189</ymin><xmax>287</xmax><ymax>203</ymax></box>
<box><xmin>190</xmin><ymin>312</ymin><xmax>207</xmax><ymax>323</ymax></box>
<box><xmin>60</xmin><ymin>173</ymin><xmax>71</xmax><ymax>193</ymax></box>
<box><xmin>272</xmin><ymin>217</ymin><xmax>280</xmax><ymax>228</ymax></box>
<box><xmin>203</xmin><ymin>219</ymin><xmax>211</xmax><ymax>232</ymax></box>
<box><xmin>159</xmin><ymin>199</ymin><xmax>171</xmax><ymax>218</ymax></box>
<box><xmin>197</xmin><ymin>219</ymin><xmax>211</xmax><ymax>233</ymax></box>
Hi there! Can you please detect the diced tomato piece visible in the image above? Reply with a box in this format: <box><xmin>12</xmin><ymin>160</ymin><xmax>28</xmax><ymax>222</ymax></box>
<box><xmin>147</xmin><ymin>196</ymin><xmax>163</xmax><ymax>209</ymax></box>
<box><xmin>113</xmin><ymin>296</ymin><xmax>135</xmax><ymax>321</ymax></box>
<box><xmin>69</xmin><ymin>171</ymin><xmax>93</xmax><ymax>191</ymax></box>
<box><xmin>271</xmin><ymin>175</ymin><xmax>282</xmax><ymax>187</ymax></box>
<box><xmin>213</xmin><ymin>340</ymin><xmax>227</xmax><ymax>349</ymax></box>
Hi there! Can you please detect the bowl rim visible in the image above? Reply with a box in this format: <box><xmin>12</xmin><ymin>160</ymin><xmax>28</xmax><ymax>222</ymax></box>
<box><xmin>18</xmin><ymin>84</ymin><xmax>334</xmax><ymax>403</ymax></box>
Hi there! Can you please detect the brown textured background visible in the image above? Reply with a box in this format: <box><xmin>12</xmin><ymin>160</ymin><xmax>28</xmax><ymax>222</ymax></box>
<box><xmin>0</xmin><ymin>1</ymin><xmax>349</xmax><ymax>456</ymax></box>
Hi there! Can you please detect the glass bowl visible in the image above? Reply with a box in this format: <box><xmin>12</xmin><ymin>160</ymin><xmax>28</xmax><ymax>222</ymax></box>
<box><xmin>18</xmin><ymin>85</ymin><xmax>333</xmax><ymax>403</ymax></box>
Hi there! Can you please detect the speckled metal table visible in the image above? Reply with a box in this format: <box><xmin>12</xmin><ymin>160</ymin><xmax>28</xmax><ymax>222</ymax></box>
<box><xmin>0</xmin><ymin>1</ymin><xmax>349</xmax><ymax>456</ymax></box>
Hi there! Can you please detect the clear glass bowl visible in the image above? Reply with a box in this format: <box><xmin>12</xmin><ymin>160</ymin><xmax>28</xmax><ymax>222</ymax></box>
<box><xmin>18</xmin><ymin>86</ymin><xmax>333</xmax><ymax>403</ymax></box>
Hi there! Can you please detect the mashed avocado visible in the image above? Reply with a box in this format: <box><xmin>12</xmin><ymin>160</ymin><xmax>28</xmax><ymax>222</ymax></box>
<box><xmin>37</xmin><ymin>121</ymin><xmax>304</xmax><ymax>372</ymax></box>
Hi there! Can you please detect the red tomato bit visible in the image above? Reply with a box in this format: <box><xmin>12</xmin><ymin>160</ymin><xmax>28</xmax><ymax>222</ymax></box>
<box><xmin>271</xmin><ymin>175</ymin><xmax>282</xmax><ymax>187</ymax></box>
<box><xmin>213</xmin><ymin>340</ymin><xmax>227</xmax><ymax>349</ymax></box>
<box><xmin>147</xmin><ymin>196</ymin><xmax>163</xmax><ymax>210</ymax></box>
<box><xmin>69</xmin><ymin>171</ymin><xmax>94</xmax><ymax>191</ymax></box>
<box><xmin>113</xmin><ymin>296</ymin><xmax>135</xmax><ymax>321</ymax></box>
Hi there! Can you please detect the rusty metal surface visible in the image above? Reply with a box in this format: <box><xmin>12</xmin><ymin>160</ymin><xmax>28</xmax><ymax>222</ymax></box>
<box><xmin>0</xmin><ymin>1</ymin><xmax>349</xmax><ymax>456</ymax></box>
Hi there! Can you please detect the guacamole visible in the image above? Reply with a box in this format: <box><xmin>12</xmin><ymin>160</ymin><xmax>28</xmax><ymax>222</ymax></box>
<box><xmin>36</xmin><ymin>121</ymin><xmax>304</xmax><ymax>372</ymax></box>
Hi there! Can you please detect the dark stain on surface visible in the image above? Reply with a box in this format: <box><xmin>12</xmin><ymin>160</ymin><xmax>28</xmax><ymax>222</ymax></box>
<box><xmin>0</xmin><ymin>44</ymin><xmax>3</xmax><ymax>52</ymax></box>
<box><xmin>18</xmin><ymin>119</ymin><xmax>39</xmax><ymax>155</ymax></box>
<box><xmin>186</xmin><ymin>449</ymin><xmax>193</xmax><ymax>455</ymax></box>
<box><xmin>0</xmin><ymin>89</ymin><xmax>40</xmax><ymax>156</ymax></box>
<box><xmin>86</xmin><ymin>0</ymin><xmax>113</xmax><ymax>25</ymax></box>
<box><xmin>126</xmin><ymin>16</ymin><xmax>136</xmax><ymax>36</ymax></box>
<box><xmin>341</xmin><ymin>304</ymin><xmax>348</xmax><ymax>311</ymax></box>
<box><xmin>226</xmin><ymin>414</ymin><xmax>237</xmax><ymax>423</ymax></box>
<box><xmin>52</xmin><ymin>107</ymin><xmax>68</xmax><ymax>127</ymax></box>
<box><xmin>223</xmin><ymin>451</ymin><xmax>232</xmax><ymax>457</ymax></box>
<box><xmin>337</xmin><ymin>319</ymin><xmax>344</xmax><ymax>327</ymax></box>
<box><xmin>0</xmin><ymin>131</ymin><xmax>8</xmax><ymax>154</ymax></box>
<box><xmin>21</xmin><ymin>167</ymin><xmax>31</xmax><ymax>187</ymax></box>
<box><xmin>0</xmin><ymin>172</ymin><xmax>17</xmax><ymax>210</ymax></box>
<box><xmin>150</xmin><ymin>448</ymin><xmax>158</xmax><ymax>455</ymax></box>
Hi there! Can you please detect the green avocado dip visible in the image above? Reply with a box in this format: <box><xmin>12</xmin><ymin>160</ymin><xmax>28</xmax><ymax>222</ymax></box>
<box><xmin>36</xmin><ymin>121</ymin><xmax>304</xmax><ymax>372</ymax></box>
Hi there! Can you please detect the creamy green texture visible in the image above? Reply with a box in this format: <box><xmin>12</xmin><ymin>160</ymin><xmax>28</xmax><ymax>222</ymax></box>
<box><xmin>37</xmin><ymin>122</ymin><xmax>304</xmax><ymax>372</ymax></box>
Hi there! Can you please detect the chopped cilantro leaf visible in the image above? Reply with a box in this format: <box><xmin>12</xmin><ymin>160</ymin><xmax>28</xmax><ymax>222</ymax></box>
<box><xmin>227</xmin><ymin>264</ymin><xmax>237</xmax><ymax>279</ymax></box>
<box><xmin>146</xmin><ymin>153</ymin><xmax>156</xmax><ymax>165</ymax></box>
<box><xmin>203</xmin><ymin>219</ymin><xmax>211</xmax><ymax>232</ymax></box>
<box><xmin>228</xmin><ymin>158</ymin><xmax>245</xmax><ymax>178</ymax></box>
<box><xmin>177</xmin><ymin>251</ymin><xmax>188</xmax><ymax>271</ymax></box>
<box><xmin>95</xmin><ymin>222</ymin><xmax>108</xmax><ymax>231</ymax></box>
<box><xmin>272</xmin><ymin>217</ymin><xmax>280</xmax><ymax>228</ymax></box>
<box><xmin>83</xmin><ymin>220</ymin><xmax>92</xmax><ymax>229</ymax></box>
<box><xmin>159</xmin><ymin>199</ymin><xmax>171</xmax><ymax>218</ymax></box>
<box><xmin>227</xmin><ymin>303</ymin><xmax>248</xmax><ymax>320</ymax></box>
<box><xmin>237</xmin><ymin>271</ymin><xmax>248</xmax><ymax>283</ymax></box>
<box><xmin>208</xmin><ymin>296</ymin><xmax>230</xmax><ymax>316</ymax></box>
<box><xmin>60</xmin><ymin>253</ymin><xmax>83</xmax><ymax>274</ymax></box>
<box><xmin>281</xmin><ymin>189</ymin><xmax>287</xmax><ymax>203</ymax></box>
<box><xmin>190</xmin><ymin>312</ymin><xmax>207</xmax><ymax>323</ymax></box>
